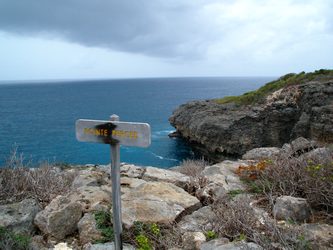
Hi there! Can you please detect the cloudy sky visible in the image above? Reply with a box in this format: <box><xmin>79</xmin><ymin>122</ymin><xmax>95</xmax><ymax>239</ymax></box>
<box><xmin>0</xmin><ymin>0</ymin><xmax>332</xmax><ymax>81</ymax></box>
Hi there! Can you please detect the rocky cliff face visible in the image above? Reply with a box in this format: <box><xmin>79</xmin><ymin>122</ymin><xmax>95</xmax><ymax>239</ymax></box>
<box><xmin>169</xmin><ymin>74</ymin><xmax>333</xmax><ymax>161</ymax></box>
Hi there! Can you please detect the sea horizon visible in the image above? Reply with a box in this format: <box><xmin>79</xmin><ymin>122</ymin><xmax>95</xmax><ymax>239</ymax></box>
<box><xmin>0</xmin><ymin>76</ymin><xmax>276</xmax><ymax>168</ymax></box>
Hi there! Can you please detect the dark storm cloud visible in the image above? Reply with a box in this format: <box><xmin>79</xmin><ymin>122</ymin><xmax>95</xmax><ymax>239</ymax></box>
<box><xmin>0</xmin><ymin>0</ymin><xmax>208</xmax><ymax>58</ymax></box>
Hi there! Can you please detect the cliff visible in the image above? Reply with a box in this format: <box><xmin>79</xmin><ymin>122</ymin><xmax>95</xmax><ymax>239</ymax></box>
<box><xmin>169</xmin><ymin>70</ymin><xmax>333</xmax><ymax>161</ymax></box>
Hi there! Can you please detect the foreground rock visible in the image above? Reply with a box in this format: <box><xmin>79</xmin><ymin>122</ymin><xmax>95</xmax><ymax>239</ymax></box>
<box><xmin>34</xmin><ymin>195</ymin><xmax>82</xmax><ymax>240</ymax></box>
<box><xmin>273</xmin><ymin>196</ymin><xmax>311</xmax><ymax>222</ymax></box>
<box><xmin>122</xmin><ymin>180</ymin><xmax>201</xmax><ymax>227</ymax></box>
<box><xmin>169</xmin><ymin>72</ymin><xmax>333</xmax><ymax>161</ymax></box>
<box><xmin>0</xmin><ymin>198</ymin><xmax>40</xmax><ymax>234</ymax></box>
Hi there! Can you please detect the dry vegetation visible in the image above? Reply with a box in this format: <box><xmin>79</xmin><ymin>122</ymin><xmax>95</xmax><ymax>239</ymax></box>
<box><xmin>238</xmin><ymin>149</ymin><xmax>333</xmax><ymax>213</ymax></box>
<box><xmin>211</xmin><ymin>195</ymin><xmax>310</xmax><ymax>249</ymax></box>
<box><xmin>0</xmin><ymin>148</ymin><xmax>76</xmax><ymax>207</ymax></box>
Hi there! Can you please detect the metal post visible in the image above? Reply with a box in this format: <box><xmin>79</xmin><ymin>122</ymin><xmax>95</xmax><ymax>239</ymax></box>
<box><xmin>110</xmin><ymin>114</ymin><xmax>122</xmax><ymax>250</ymax></box>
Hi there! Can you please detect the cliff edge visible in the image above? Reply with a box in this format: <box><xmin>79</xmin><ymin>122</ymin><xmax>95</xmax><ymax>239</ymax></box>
<box><xmin>169</xmin><ymin>70</ymin><xmax>333</xmax><ymax>161</ymax></box>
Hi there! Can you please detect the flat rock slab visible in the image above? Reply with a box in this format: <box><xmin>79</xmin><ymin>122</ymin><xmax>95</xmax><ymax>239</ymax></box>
<box><xmin>142</xmin><ymin>166</ymin><xmax>190</xmax><ymax>188</ymax></box>
<box><xmin>0</xmin><ymin>198</ymin><xmax>40</xmax><ymax>234</ymax></box>
<box><xmin>122</xmin><ymin>181</ymin><xmax>201</xmax><ymax>227</ymax></box>
<box><xmin>200</xmin><ymin>240</ymin><xmax>262</xmax><ymax>250</ymax></box>
<box><xmin>178</xmin><ymin>206</ymin><xmax>215</xmax><ymax>233</ymax></box>
<box><xmin>201</xmin><ymin>160</ymin><xmax>247</xmax><ymax>191</ymax></box>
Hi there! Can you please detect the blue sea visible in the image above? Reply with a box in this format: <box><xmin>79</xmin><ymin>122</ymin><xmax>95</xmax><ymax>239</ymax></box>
<box><xmin>0</xmin><ymin>77</ymin><xmax>275</xmax><ymax>168</ymax></box>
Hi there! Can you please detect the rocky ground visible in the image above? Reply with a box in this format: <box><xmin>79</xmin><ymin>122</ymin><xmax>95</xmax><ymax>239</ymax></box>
<box><xmin>1</xmin><ymin>138</ymin><xmax>332</xmax><ymax>249</ymax></box>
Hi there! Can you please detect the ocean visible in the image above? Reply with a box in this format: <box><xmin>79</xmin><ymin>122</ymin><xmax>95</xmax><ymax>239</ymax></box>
<box><xmin>0</xmin><ymin>77</ymin><xmax>275</xmax><ymax>168</ymax></box>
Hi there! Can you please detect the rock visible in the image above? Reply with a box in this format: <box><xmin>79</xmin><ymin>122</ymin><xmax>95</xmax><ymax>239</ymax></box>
<box><xmin>200</xmin><ymin>240</ymin><xmax>262</xmax><ymax>250</ymax></box>
<box><xmin>242</xmin><ymin>147</ymin><xmax>281</xmax><ymax>160</ymax></box>
<box><xmin>178</xmin><ymin>206</ymin><xmax>215</xmax><ymax>233</ymax></box>
<box><xmin>273</xmin><ymin>196</ymin><xmax>311</xmax><ymax>222</ymax></box>
<box><xmin>77</xmin><ymin>213</ymin><xmax>102</xmax><ymax>245</ymax></box>
<box><xmin>34</xmin><ymin>195</ymin><xmax>82</xmax><ymax>240</ymax></box>
<box><xmin>0</xmin><ymin>198</ymin><xmax>40</xmax><ymax>234</ymax></box>
<box><xmin>142</xmin><ymin>167</ymin><xmax>190</xmax><ymax>188</ymax></box>
<box><xmin>169</xmin><ymin>74</ymin><xmax>333</xmax><ymax>161</ymax></box>
<box><xmin>182</xmin><ymin>231</ymin><xmax>206</xmax><ymax>250</ymax></box>
<box><xmin>289</xmin><ymin>137</ymin><xmax>316</xmax><ymax>155</ymax></box>
<box><xmin>303</xmin><ymin>147</ymin><xmax>332</xmax><ymax>160</ymax></box>
<box><xmin>54</xmin><ymin>242</ymin><xmax>73</xmax><ymax>250</ymax></box>
<box><xmin>302</xmin><ymin>223</ymin><xmax>333</xmax><ymax>249</ymax></box>
<box><xmin>83</xmin><ymin>242</ymin><xmax>135</xmax><ymax>250</ymax></box>
<box><xmin>201</xmin><ymin>161</ymin><xmax>246</xmax><ymax>191</ymax></box>
<box><xmin>67</xmin><ymin>185</ymin><xmax>111</xmax><ymax>212</ymax></box>
<box><xmin>195</xmin><ymin>183</ymin><xmax>226</xmax><ymax>204</ymax></box>
<box><xmin>72</xmin><ymin>170</ymin><xmax>108</xmax><ymax>189</ymax></box>
<box><xmin>121</xmin><ymin>181</ymin><xmax>201</xmax><ymax>227</ymax></box>
<box><xmin>168</xmin><ymin>131</ymin><xmax>181</xmax><ymax>138</ymax></box>
<box><xmin>198</xmin><ymin>238</ymin><xmax>229</xmax><ymax>250</ymax></box>
<box><xmin>29</xmin><ymin>235</ymin><xmax>50</xmax><ymax>250</ymax></box>
<box><xmin>120</xmin><ymin>164</ymin><xmax>145</xmax><ymax>178</ymax></box>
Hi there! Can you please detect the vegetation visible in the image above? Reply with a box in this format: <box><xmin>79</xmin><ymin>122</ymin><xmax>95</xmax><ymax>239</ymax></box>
<box><xmin>211</xmin><ymin>195</ymin><xmax>310</xmax><ymax>249</ymax></box>
<box><xmin>238</xmin><ymin>150</ymin><xmax>333</xmax><ymax>212</ymax></box>
<box><xmin>94</xmin><ymin>210</ymin><xmax>114</xmax><ymax>243</ymax></box>
<box><xmin>215</xmin><ymin>69</ymin><xmax>333</xmax><ymax>105</ymax></box>
<box><xmin>0</xmin><ymin>147</ymin><xmax>76</xmax><ymax>207</ymax></box>
<box><xmin>123</xmin><ymin>221</ymin><xmax>183</xmax><ymax>249</ymax></box>
<box><xmin>0</xmin><ymin>227</ymin><xmax>31</xmax><ymax>250</ymax></box>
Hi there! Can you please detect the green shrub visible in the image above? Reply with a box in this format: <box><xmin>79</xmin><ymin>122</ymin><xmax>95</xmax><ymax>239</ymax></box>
<box><xmin>0</xmin><ymin>226</ymin><xmax>31</xmax><ymax>250</ymax></box>
<box><xmin>205</xmin><ymin>230</ymin><xmax>217</xmax><ymax>241</ymax></box>
<box><xmin>215</xmin><ymin>69</ymin><xmax>333</xmax><ymax>105</ymax></box>
<box><xmin>94</xmin><ymin>210</ymin><xmax>114</xmax><ymax>243</ymax></box>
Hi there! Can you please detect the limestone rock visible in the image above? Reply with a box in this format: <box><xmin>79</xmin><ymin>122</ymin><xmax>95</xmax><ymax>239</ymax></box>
<box><xmin>120</xmin><ymin>164</ymin><xmax>145</xmax><ymax>178</ymax></box>
<box><xmin>242</xmin><ymin>147</ymin><xmax>281</xmax><ymax>160</ymax></box>
<box><xmin>182</xmin><ymin>231</ymin><xmax>206</xmax><ymax>250</ymax></box>
<box><xmin>34</xmin><ymin>195</ymin><xmax>82</xmax><ymax>240</ymax></box>
<box><xmin>0</xmin><ymin>198</ymin><xmax>40</xmax><ymax>234</ymax></box>
<box><xmin>302</xmin><ymin>223</ymin><xmax>333</xmax><ymax>249</ymax></box>
<box><xmin>169</xmin><ymin>76</ymin><xmax>333</xmax><ymax>161</ymax></box>
<box><xmin>200</xmin><ymin>240</ymin><xmax>262</xmax><ymax>250</ymax></box>
<box><xmin>122</xmin><ymin>181</ymin><xmax>201</xmax><ymax>227</ymax></box>
<box><xmin>72</xmin><ymin>170</ymin><xmax>108</xmax><ymax>189</ymax></box>
<box><xmin>198</xmin><ymin>238</ymin><xmax>229</xmax><ymax>250</ymax></box>
<box><xmin>67</xmin><ymin>185</ymin><xmax>111</xmax><ymax>212</ymax></box>
<box><xmin>83</xmin><ymin>242</ymin><xmax>135</xmax><ymax>250</ymax></box>
<box><xmin>77</xmin><ymin>213</ymin><xmax>102</xmax><ymax>245</ymax></box>
<box><xmin>142</xmin><ymin>166</ymin><xmax>190</xmax><ymax>188</ymax></box>
<box><xmin>201</xmin><ymin>161</ymin><xmax>246</xmax><ymax>191</ymax></box>
<box><xmin>273</xmin><ymin>196</ymin><xmax>311</xmax><ymax>222</ymax></box>
<box><xmin>178</xmin><ymin>206</ymin><xmax>215</xmax><ymax>233</ymax></box>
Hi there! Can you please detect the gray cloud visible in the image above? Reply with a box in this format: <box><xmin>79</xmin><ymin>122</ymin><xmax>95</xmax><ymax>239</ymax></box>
<box><xmin>0</xmin><ymin>0</ymin><xmax>211</xmax><ymax>58</ymax></box>
<box><xmin>0</xmin><ymin>0</ymin><xmax>332</xmax><ymax>61</ymax></box>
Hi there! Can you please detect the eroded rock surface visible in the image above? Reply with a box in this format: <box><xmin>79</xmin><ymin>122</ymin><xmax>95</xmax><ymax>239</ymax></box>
<box><xmin>169</xmin><ymin>77</ymin><xmax>333</xmax><ymax>161</ymax></box>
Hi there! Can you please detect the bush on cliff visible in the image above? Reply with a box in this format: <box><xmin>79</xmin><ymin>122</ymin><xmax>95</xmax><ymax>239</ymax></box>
<box><xmin>216</xmin><ymin>69</ymin><xmax>333</xmax><ymax>105</ymax></box>
<box><xmin>0</xmin><ymin>148</ymin><xmax>76</xmax><ymax>207</ymax></box>
<box><xmin>238</xmin><ymin>149</ymin><xmax>333</xmax><ymax>213</ymax></box>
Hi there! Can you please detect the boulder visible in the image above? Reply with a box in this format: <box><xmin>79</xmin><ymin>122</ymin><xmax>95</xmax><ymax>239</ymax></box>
<box><xmin>182</xmin><ymin>231</ymin><xmax>206</xmax><ymax>250</ymax></box>
<box><xmin>121</xmin><ymin>181</ymin><xmax>201</xmax><ymax>227</ymax></box>
<box><xmin>273</xmin><ymin>196</ymin><xmax>311</xmax><ymax>222</ymax></box>
<box><xmin>0</xmin><ymin>198</ymin><xmax>40</xmax><ymax>234</ymax></box>
<box><xmin>201</xmin><ymin>161</ymin><xmax>246</xmax><ymax>191</ymax></box>
<box><xmin>83</xmin><ymin>242</ymin><xmax>135</xmax><ymax>250</ymax></box>
<box><xmin>120</xmin><ymin>164</ymin><xmax>145</xmax><ymax>178</ymax></box>
<box><xmin>67</xmin><ymin>185</ymin><xmax>111</xmax><ymax>212</ymax></box>
<box><xmin>142</xmin><ymin>166</ymin><xmax>190</xmax><ymax>188</ymax></box>
<box><xmin>200</xmin><ymin>240</ymin><xmax>262</xmax><ymax>250</ymax></box>
<box><xmin>77</xmin><ymin>213</ymin><xmax>103</xmax><ymax>245</ymax></box>
<box><xmin>242</xmin><ymin>147</ymin><xmax>281</xmax><ymax>160</ymax></box>
<box><xmin>178</xmin><ymin>206</ymin><xmax>215</xmax><ymax>233</ymax></box>
<box><xmin>72</xmin><ymin>170</ymin><xmax>108</xmax><ymax>189</ymax></box>
<box><xmin>34</xmin><ymin>195</ymin><xmax>82</xmax><ymax>240</ymax></box>
<box><xmin>301</xmin><ymin>223</ymin><xmax>333</xmax><ymax>249</ymax></box>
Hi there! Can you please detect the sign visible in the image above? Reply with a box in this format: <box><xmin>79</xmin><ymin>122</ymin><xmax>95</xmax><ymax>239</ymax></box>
<box><xmin>75</xmin><ymin>119</ymin><xmax>151</xmax><ymax>147</ymax></box>
<box><xmin>76</xmin><ymin>115</ymin><xmax>151</xmax><ymax>250</ymax></box>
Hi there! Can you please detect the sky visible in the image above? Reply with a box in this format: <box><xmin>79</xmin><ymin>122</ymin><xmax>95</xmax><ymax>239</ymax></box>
<box><xmin>0</xmin><ymin>0</ymin><xmax>332</xmax><ymax>81</ymax></box>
